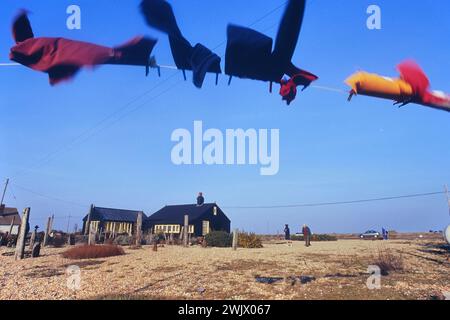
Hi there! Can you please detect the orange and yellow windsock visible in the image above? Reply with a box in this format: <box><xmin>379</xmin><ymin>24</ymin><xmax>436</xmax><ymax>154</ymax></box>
<box><xmin>345</xmin><ymin>61</ymin><xmax>450</xmax><ymax>112</ymax></box>
<box><xmin>345</xmin><ymin>72</ymin><xmax>413</xmax><ymax>103</ymax></box>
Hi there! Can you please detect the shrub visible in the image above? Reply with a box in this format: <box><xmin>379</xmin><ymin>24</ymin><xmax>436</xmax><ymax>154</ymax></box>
<box><xmin>290</xmin><ymin>234</ymin><xmax>337</xmax><ymax>242</ymax></box>
<box><xmin>62</xmin><ymin>245</ymin><xmax>125</xmax><ymax>260</ymax></box>
<box><xmin>371</xmin><ymin>247</ymin><xmax>404</xmax><ymax>275</ymax></box>
<box><xmin>113</xmin><ymin>235</ymin><xmax>133</xmax><ymax>246</ymax></box>
<box><xmin>238</xmin><ymin>232</ymin><xmax>263</xmax><ymax>248</ymax></box>
<box><xmin>103</xmin><ymin>237</ymin><xmax>114</xmax><ymax>245</ymax></box>
<box><xmin>312</xmin><ymin>234</ymin><xmax>337</xmax><ymax>241</ymax></box>
<box><xmin>51</xmin><ymin>234</ymin><xmax>67</xmax><ymax>248</ymax></box>
<box><xmin>75</xmin><ymin>235</ymin><xmax>88</xmax><ymax>245</ymax></box>
<box><xmin>205</xmin><ymin>231</ymin><xmax>232</xmax><ymax>247</ymax></box>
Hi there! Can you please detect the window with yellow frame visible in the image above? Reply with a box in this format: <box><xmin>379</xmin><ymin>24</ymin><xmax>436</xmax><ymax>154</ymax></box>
<box><xmin>154</xmin><ymin>224</ymin><xmax>194</xmax><ymax>234</ymax></box>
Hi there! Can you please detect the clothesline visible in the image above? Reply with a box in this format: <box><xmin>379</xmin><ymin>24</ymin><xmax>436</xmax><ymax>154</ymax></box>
<box><xmin>0</xmin><ymin>61</ymin><xmax>348</xmax><ymax>94</ymax></box>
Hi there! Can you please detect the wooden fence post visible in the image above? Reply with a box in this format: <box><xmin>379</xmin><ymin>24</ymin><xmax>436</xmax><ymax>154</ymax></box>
<box><xmin>183</xmin><ymin>215</ymin><xmax>189</xmax><ymax>247</ymax></box>
<box><xmin>8</xmin><ymin>216</ymin><xmax>15</xmax><ymax>234</ymax></box>
<box><xmin>88</xmin><ymin>228</ymin><xmax>96</xmax><ymax>245</ymax></box>
<box><xmin>43</xmin><ymin>216</ymin><xmax>51</xmax><ymax>247</ymax></box>
<box><xmin>136</xmin><ymin>212</ymin><xmax>143</xmax><ymax>246</ymax></box>
<box><xmin>15</xmin><ymin>207</ymin><xmax>30</xmax><ymax>260</ymax></box>
<box><xmin>232</xmin><ymin>229</ymin><xmax>238</xmax><ymax>251</ymax></box>
<box><xmin>84</xmin><ymin>204</ymin><xmax>94</xmax><ymax>235</ymax></box>
<box><xmin>29</xmin><ymin>230</ymin><xmax>36</xmax><ymax>250</ymax></box>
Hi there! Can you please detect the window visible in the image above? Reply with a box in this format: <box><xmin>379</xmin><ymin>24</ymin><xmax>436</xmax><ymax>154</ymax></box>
<box><xmin>154</xmin><ymin>225</ymin><xmax>182</xmax><ymax>234</ymax></box>
<box><xmin>202</xmin><ymin>221</ymin><xmax>210</xmax><ymax>236</ymax></box>
<box><xmin>90</xmin><ymin>221</ymin><xmax>99</xmax><ymax>233</ymax></box>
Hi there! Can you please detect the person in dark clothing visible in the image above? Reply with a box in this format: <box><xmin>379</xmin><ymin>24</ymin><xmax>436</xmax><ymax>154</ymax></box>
<box><xmin>196</xmin><ymin>192</ymin><xmax>204</xmax><ymax>206</ymax></box>
<box><xmin>0</xmin><ymin>232</ymin><xmax>9</xmax><ymax>246</ymax></box>
<box><xmin>284</xmin><ymin>224</ymin><xmax>291</xmax><ymax>241</ymax></box>
<box><xmin>382</xmin><ymin>228</ymin><xmax>389</xmax><ymax>240</ymax></box>
<box><xmin>302</xmin><ymin>224</ymin><xmax>311</xmax><ymax>247</ymax></box>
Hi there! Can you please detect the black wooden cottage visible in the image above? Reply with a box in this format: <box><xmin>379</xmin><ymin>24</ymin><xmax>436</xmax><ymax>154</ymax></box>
<box><xmin>0</xmin><ymin>205</ymin><xmax>21</xmax><ymax>235</ymax></box>
<box><xmin>82</xmin><ymin>205</ymin><xmax>147</xmax><ymax>236</ymax></box>
<box><xmin>145</xmin><ymin>203</ymin><xmax>230</xmax><ymax>237</ymax></box>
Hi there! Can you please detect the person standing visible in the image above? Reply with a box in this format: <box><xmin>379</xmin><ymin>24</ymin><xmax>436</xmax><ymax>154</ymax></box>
<box><xmin>302</xmin><ymin>224</ymin><xmax>311</xmax><ymax>247</ymax></box>
<box><xmin>197</xmin><ymin>192</ymin><xmax>205</xmax><ymax>206</ymax></box>
<box><xmin>284</xmin><ymin>224</ymin><xmax>291</xmax><ymax>241</ymax></box>
<box><xmin>382</xmin><ymin>228</ymin><xmax>389</xmax><ymax>240</ymax></box>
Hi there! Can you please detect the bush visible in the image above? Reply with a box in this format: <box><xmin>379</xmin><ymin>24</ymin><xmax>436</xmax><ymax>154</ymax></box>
<box><xmin>62</xmin><ymin>245</ymin><xmax>125</xmax><ymax>260</ymax></box>
<box><xmin>75</xmin><ymin>235</ymin><xmax>88</xmax><ymax>245</ymax></box>
<box><xmin>50</xmin><ymin>233</ymin><xmax>67</xmax><ymax>248</ymax></box>
<box><xmin>205</xmin><ymin>231</ymin><xmax>232</xmax><ymax>247</ymax></box>
<box><xmin>238</xmin><ymin>232</ymin><xmax>263</xmax><ymax>248</ymax></box>
<box><xmin>113</xmin><ymin>235</ymin><xmax>133</xmax><ymax>246</ymax></box>
<box><xmin>371</xmin><ymin>248</ymin><xmax>404</xmax><ymax>275</ymax></box>
<box><xmin>290</xmin><ymin>234</ymin><xmax>337</xmax><ymax>242</ymax></box>
<box><xmin>312</xmin><ymin>234</ymin><xmax>337</xmax><ymax>241</ymax></box>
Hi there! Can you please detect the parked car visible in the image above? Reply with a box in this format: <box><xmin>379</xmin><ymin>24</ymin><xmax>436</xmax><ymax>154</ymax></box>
<box><xmin>359</xmin><ymin>230</ymin><xmax>382</xmax><ymax>240</ymax></box>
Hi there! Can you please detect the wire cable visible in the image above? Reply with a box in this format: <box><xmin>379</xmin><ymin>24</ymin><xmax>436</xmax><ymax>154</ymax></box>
<box><xmin>12</xmin><ymin>183</ymin><xmax>87</xmax><ymax>208</ymax></box>
<box><xmin>223</xmin><ymin>191</ymin><xmax>446</xmax><ymax>209</ymax></box>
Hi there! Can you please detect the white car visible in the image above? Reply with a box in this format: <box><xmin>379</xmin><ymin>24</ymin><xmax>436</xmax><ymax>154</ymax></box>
<box><xmin>359</xmin><ymin>230</ymin><xmax>382</xmax><ymax>240</ymax></box>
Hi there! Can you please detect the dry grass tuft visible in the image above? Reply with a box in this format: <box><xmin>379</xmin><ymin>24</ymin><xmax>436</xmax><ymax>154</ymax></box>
<box><xmin>61</xmin><ymin>245</ymin><xmax>125</xmax><ymax>260</ymax></box>
<box><xmin>371</xmin><ymin>247</ymin><xmax>405</xmax><ymax>275</ymax></box>
<box><xmin>238</xmin><ymin>232</ymin><xmax>263</xmax><ymax>248</ymax></box>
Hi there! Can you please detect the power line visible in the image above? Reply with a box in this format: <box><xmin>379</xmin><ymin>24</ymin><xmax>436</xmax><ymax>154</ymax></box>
<box><xmin>9</xmin><ymin>70</ymin><xmax>180</xmax><ymax>179</ymax></box>
<box><xmin>11</xmin><ymin>183</ymin><xmax>87</xmax><ymax>208</ymax></box>
<box><xmin>223</xmin><ymin>191</ymin><xmax>446</xmax><ymax>209</ymax></box>
<box><xmin>9</xmin><ymin>181</ymin><xmax>447</xmax><ymax>211</ymax></box>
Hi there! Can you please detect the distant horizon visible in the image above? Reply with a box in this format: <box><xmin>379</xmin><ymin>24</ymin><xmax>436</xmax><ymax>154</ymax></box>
<box><xmin>3</xmin><ymin>192</ymin><xmax>448</xmax><ymax>235</ymax></box>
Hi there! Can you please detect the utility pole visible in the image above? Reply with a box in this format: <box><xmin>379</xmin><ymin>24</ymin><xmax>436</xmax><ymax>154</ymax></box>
<box><xmin>0</xmin><ymin>178</ymin><xmax>9</xmax><ymax>207</ymax></box>
<box><xmin>66</xmin><ymin>214</ymin><xmax>71</xmax><ymax>234</ymax></box>
<box><xmin>50</xmin><ymin>214</ymin><xmax>54</xmax><ymax>232</ymax></box>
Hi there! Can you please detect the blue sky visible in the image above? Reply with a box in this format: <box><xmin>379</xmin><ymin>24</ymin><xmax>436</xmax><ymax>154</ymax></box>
<box><xmin>1</xmin><ymin>0</ymin><xmax>449</xmax><ymax>234</ymax></box>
